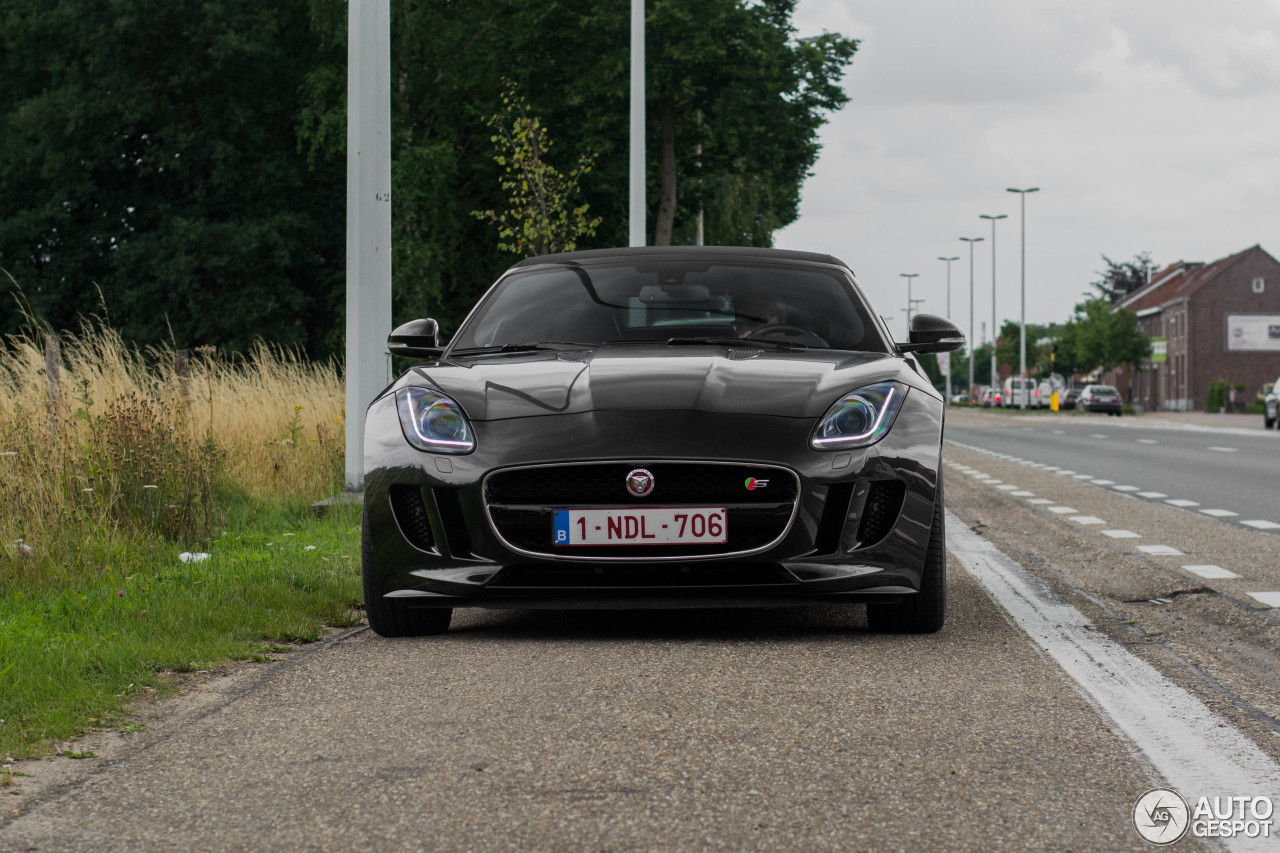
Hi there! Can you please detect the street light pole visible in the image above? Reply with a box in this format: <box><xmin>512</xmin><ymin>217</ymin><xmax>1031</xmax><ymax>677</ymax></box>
<box><xmin>959</xmin><ymin>237</ymin><xmax>983</xmax><ymax>404</ymax></box>
<box><xmin>900</xmin><ymin>273</ymin><xmax>919</xmax><ymax>332</ymax></box>
<box><xmin>979</xmin><ymin>213</ymin><xmax>1007</xmax><ymax>399</ymax></box>
<box><xmin>1007</xmin><ymin>187</ymin><xmax>1039</xmax><ymax>408</ymax></box>
<box><xmin>938</xmin><ymin>256</ymin><xmax>959</xmax><ymax>405</ymax></box>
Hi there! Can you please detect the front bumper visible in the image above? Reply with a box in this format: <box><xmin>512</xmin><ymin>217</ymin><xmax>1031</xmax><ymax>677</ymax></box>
<box><xmin>363</xmin><ymin>391</ymin><xmax>944</xmax><ymax>609</ymax></box>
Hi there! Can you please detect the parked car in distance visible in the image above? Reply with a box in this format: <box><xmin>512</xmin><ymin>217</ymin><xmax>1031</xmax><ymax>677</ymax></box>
<box><xmin>1265</xmin><ymin>378</ymin><xmax>1279</xmax><ymax>429</ymax></box>
<box><xmin>950</xmin><ymin>392</ymin><xmax>969</xmax><ymax>404</ymax></box>
<box><xmin>981</xmin><ymin>388</ymin><xmax>1000</xmax><ymax>408</ymax></box>
<box><xmin>1062</xmin><ymin>385</ymin><xmax>1084</xmax><ymax>410</ymax></box>
<box><xmin>1002</xmin><ymin>376</ymin><xmax>1034</xmax><ymax>408</ymax></box>
<box><xmin>362</xmin><ymin>245</ymin><xmax>965</xmax><ymax>636</ymax></box>
<box><xmin>1077</xmin><ymin>384</ymin><xmax>1123</xmax><ymax>416</ymax></box>
<box><xmin>1034</xmin><ymin>380</ymin><xmax>1053</xmax><ymax>409</ymax></box>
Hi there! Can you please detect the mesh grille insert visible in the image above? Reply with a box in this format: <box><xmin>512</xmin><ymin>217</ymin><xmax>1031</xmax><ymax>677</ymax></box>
<box><xmin>857</xmin><ymin>480</ymin><xmax>905</xmax><ymax>548</ymax></box>
<box><xmin>389</xmin><ymin>485</ymin><xmax>435</xmax><ymax>552</ymax></box>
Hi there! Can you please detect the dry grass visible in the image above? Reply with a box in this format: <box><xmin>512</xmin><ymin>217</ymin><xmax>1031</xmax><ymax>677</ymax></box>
<box><xmin>0</xmin><ymin>317</ymin><xmax>344</xmax><ymax>556</ymax></box>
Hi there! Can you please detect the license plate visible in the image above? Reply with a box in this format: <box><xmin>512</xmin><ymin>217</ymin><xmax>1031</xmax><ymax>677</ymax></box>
<box><xmin>553</xmin><ymin>507</ymin><xmax>727</xmax><ymax>546</ymax></box>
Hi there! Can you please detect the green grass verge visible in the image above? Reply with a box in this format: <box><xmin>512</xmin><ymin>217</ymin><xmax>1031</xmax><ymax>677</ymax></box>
<box><xmin>0</xmin><ymin>499</ymin><xmax>363</xmax><ymax>760</ymax></box>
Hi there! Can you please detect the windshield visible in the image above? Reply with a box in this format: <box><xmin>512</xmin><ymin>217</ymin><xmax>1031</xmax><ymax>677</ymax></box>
<box><xmin>449</xmin><ymin>260</ymin><xmax>890</xmax><ymax>353</ymax></box>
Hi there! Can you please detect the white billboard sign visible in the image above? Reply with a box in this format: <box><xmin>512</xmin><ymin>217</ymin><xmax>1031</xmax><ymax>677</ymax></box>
<box><xmin>1225</xmin><ymin>315</ymin><xmax>1280</xmax><ymax>352</ymax></box>
<box><xmin>937</xmin><ymin>350</ymin><xmax>951</xmax><ymax>377</ymax></box>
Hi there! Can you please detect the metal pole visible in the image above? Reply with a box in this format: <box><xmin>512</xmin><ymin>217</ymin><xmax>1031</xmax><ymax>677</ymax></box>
<box><xmin>629</xmin><ymin>0</ymin><xmax>646</xmax><ymax>247</ymax></box>
<box><xmin>1007</xmin><ymin>187</ymin><xmax>1039</xmax><ymax>408</ymax></box>
<box><xmin>960</xmin><ymin>237</ymin><xmax>983</xmax><ymax>403</ymax></box>
<box><xmin>345</xmin><ymin>0</ymin><xmax>393</xmax><ymax>491</ymax></box>
<box><xmin>900</xmin><ymin>273</ymin><xmax>919</xmax><ymax>331</ymax></box>
<box><xmin>980</xmin><ymin>214</ymin><xmax>1007</xmax><ymax>401</ymax></box>
<box><xmin>938</xmin><ymin>256</ymin><xmax>959</xmax><ymax>405</ymax></box>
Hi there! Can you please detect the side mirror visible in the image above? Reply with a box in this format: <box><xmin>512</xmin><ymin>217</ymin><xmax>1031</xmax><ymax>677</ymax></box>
<box><xmin>387</xmin><ymin>318</ymin><xmax>443</xmax><ymax>359</ymax></box>
<box><xmin>898</xmin><ymin>313</ymin><xmax>965</xmax><ymax>354</ymax></box>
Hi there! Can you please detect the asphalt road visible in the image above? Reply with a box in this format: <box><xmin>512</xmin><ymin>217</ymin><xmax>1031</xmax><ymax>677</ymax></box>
<box><xmin>6</xmin><ymin>408</ymin><xmax>1280</xmax><ymax>851</ymax></box>
<box><xmin>948</xmin><ymin>410</ymin><xmax>1280</xmax><ymax>533</ymax></box>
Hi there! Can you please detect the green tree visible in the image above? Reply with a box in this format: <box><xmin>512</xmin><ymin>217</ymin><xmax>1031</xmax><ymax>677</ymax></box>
<box><xmin>1071</xmin><ymin>297</ymin><xmax>1151</xmax><ymax>373</ymax></box>
<box><xmin>472</xmin><ymin>83</ymin><xmax>602</xmax><ymax>256</ymax></box>
<box><xmin>1092</xmin><ymin>252</ymin><xmax>1156</xmax><ymax>304</ymax></box>
<box><xmin>0</xmin><ymin>0</ymin><xmax>345</xmax><ymax>355</ymax></box>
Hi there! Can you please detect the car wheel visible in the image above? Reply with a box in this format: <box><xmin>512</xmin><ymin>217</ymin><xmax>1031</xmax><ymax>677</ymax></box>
<box><xmin>362</xmin><ymin>510</ymin><xmax>452</xmax><ymax>637</ymax></box>
<box><xmin>867</xmin><ymin>474</ymin><xmax>946</xmax><ymax>634</ymax></box>
<box><xmin>1266</xmin><ymin>411</ymin><xmax>1276</xmax><ymax>429</ymax></box>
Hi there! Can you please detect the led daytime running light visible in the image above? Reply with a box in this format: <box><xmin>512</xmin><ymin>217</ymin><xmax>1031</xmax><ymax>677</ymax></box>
<box><xmin>395</xmin><ymin>387</ymin><xmax>475</xmax><ymax>454</ymax></box>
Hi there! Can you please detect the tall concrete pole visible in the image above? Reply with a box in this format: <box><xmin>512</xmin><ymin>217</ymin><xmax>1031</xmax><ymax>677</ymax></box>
<box><xmin>980</xmin><ymin>214</ymin><xmax>1007</xmax><ymax>397</ymax></box>
<box><xmin>960</xmin><ymin>237</ymin><xmax>983</xmax><ymax>403</ymax></box>
<box><xmin>345</xmin><ymin>0</ymin><xmax>393</xmax><ymax>491</ymax></box>
<box><xmin>900</xmin><ymin>273</ymin><xmax>919</xmax><ymax>330</ymax></box>
<box><xmin>1007</xmin><ymin>187</ymin><xmax>1039</xmax><ymax>407</ymax></box>
<box><xmin>938</xmin><ymin>256</ymin><xmax>959</xmax><ymax>404</ymax></box>
<box><xmin>629</xmin><ymin>0</ymin><xmax>646</xmax><ymax>246</ymax></box>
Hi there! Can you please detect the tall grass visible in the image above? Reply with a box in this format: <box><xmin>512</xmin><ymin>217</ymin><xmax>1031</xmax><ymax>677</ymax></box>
<box><xmin>0</xmin><ymin>318</ymin><xmax>345</xmax><ymax>565</ymax></box>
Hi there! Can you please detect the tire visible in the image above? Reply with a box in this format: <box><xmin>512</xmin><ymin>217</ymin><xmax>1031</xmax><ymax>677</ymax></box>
<box><xmin>362</xmin><ymin>510</ymin><xmax>452</xmax><ymax>637</ymax></box>
<box><xmin>867</xmin><ymin>473</ymin><xmax>946</xmax><ymax>634</ymax></box>
<box><xmin>1266</xmin><ymin>410</ymin><xmax>1276</xmax><ymax>429</ymax></box>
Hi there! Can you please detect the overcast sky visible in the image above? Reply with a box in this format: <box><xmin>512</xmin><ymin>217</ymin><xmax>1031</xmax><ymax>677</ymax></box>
<box><xmin>774</xmin><ymin>0</ymin><xmax>1280</xmax><ymax>343</ymax></box>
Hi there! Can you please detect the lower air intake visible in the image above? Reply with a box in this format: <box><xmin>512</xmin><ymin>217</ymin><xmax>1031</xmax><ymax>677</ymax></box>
<box><xmin>857</xmin><ymin>480</ymin><xmax>905</xmax><ymax>548</ymax></box>
<box><xmin>389</xmin><ymin>485</ymin><xmax>435</xmax><ymax>552</ymax></box>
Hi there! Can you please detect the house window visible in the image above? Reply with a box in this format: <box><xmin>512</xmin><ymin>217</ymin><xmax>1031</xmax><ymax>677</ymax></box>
<box><xmin>1254</xmin><ymin>277</ymin><xmax>1266</xmax><ymax>294</ymax></box>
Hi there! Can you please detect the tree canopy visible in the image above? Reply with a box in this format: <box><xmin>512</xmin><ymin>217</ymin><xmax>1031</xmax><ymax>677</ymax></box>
<box><xmin>1092</xmin><ymin>252</ymin><xmax>1156</xmax><ymax>304</ymax></box>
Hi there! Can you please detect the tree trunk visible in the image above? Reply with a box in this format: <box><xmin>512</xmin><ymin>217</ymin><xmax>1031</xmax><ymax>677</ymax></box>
<box><xmin>654</xmin><ymin>100</ymin><xmax>677</xmax><ymax>246</ymax></box>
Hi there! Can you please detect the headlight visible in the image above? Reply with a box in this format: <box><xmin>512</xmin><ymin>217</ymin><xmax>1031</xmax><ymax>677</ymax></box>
<box><xmin>811</xmin><ymin>381</ymin><xmax>909</xmax><ymax>450</ymax></box>
<box><xmin>395</xmin><ymin>387</ymin><xmax>475</xmax><ymax>454</ymax></box>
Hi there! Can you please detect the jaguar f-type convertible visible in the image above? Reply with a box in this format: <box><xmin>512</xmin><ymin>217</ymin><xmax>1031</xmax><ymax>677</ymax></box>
<box><xmin>361</xmin><ymin>247</ymin><xmax>964</xmax><ymax>636</ymax></box>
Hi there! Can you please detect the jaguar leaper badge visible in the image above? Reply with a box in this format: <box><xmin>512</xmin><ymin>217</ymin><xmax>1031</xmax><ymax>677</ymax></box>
<box><xmin>626</xmin><ymin>468</ymin><xmax>655</xmax><ymax>498</ymax></box>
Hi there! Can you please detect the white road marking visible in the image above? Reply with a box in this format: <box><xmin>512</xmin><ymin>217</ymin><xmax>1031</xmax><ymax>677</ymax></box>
<box><xmin>1137</xmin><ymin>491</ymin><xmax>1168</xmax><ymax>499</ymax></box>
<box><xmin>1201</xmin><ymin>509</ymin><xmax>1240</xmax><ymax>518</ymax></box>
<box><xmin>1056</xmin><ymin>469</ymin><xmax>1077</xmax><ymax>476</ymax></box>
<box><xmin>1208</xmin><ymin>446</ymin><xmax>1239</xmax><ymax>453</ymax></box>
<box><xmin>1112</xmin><ymin>485</ymin><xmax>1141</xmax><ymax>492</ymax></box>
<box><xmin>984</xmin><ymin>480</ymin><xmax>1004</xmax><ymax>485</ymax></box>
<box><xmin>1011</xmin><ymin>490</ymin><xmax>1035</xmax><ymax>497</ymax></box>
<box><xmin>1042</xmin><ymin>465</ymin><xmax>1061</xmax><ymax>471</ymax></box>
<box><xmin>1137</xmin><ymin>545</ymin><xmax>1184</xmax><ymax>556</ymax></box>
<box><xmin>1089</xmin><ymin>433</ymin><xmax>1108</xmax><ymax>439</ymax></box>
<box><xmin>1102</xmin><ymin>529</ymin><xmax>1141</xmax><ymax>539</ymax></box>
<box><xmin>1241</xmin><ymin>520</ymin><xmax>1280</xmax><ymax>530</ymax></box>
<box><xmin>996</xmin><ymin>484</ymin><xmax>1020</xmax><ymax>491</ymax></box>
<box><xmin>1027</xmin><ymin>498</ymin><xmax>1054</xmax><ymax>505</ymax></box>
<box><xmin>1166</xmin><ymin>499</ymin><xmax>1200</xmax><ymax>508</ymax></box>
<box><xmin>1090</xmin><ymin>479</ymin><xmax>1116</xmax><ymax>485</ymax></box>
<box><xmin>1137</xmin><ymin>438</ymin><xmax>1158</xmax><ymax>444</ymax></box>
<box><xmin>1051</xmin><ymin>430</ymin><xmax>1064</xmax><ymax>435</ymax></box>
<box><xmin>1070</xmin><ymin>516</ymin><xmax>1106</xmax><ymax>525</ymax></box>
<box><xmin>948</xmin><ymin>513</ymin><xmax>1280</xmax><ymax>852</ymax></box>
<box><xmin>1072</xmin><ymin>474</ymin><xmax>1094</xmax><ymax>479</ymax></box>
<box><xmin>1048</xmin><ymin>506</ymin><xmax>1079</xmax><ymax>514</ymax></box>
<box><xmin>1183</xmin><ymin>565</ymin><xmax>1240</xmax><ymax>579</ymax></box>
<box><xmin>1247</xmin><ymin>592</ymin><xmax>1280</xmax><ymax>607</ymax></box>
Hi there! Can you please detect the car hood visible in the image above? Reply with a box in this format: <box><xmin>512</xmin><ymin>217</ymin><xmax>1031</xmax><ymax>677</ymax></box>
<box><xmin>401</xmin><ymin>346</ymin><xmax>905</xmax><ymax>421</ymax></box>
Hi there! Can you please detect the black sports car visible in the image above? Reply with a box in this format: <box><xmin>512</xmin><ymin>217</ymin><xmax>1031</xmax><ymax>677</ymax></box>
<box><xmin>361</xmin><ymin>247</ymin><xmax>964</xmax><ymax>636</ymax></box>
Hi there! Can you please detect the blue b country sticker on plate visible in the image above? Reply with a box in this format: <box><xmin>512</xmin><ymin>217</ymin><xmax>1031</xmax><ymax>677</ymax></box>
<box><xmin>553</xmin><ymin>510</ymin><xmax>570</xmax><ymax>545</ymax></box>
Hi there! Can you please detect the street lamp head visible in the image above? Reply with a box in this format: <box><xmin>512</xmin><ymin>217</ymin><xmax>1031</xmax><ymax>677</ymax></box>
<box><xmin>939</xmin><ymin>256</ymin><xmax>959</xmax><ymax>261</ymax></box>
<box><xmin>979</xmin><ymin>214</ymin><xmax>1008</xmax><ymax>221</ymax></box>
<box><xmin>1006</xmin><ymin>187</ymin><xmax>1040</xmax><ymax>194</ymax></box>
<box><xmin>959</xmin><ymin>237</ymin><xmax>984</xmax><ymax>244</ymax></box>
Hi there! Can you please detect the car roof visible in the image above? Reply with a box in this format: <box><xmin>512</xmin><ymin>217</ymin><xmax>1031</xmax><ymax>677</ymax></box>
<box><xmin>509</xmin><ymin>245</ymin><xmax>852</xmax><ymax>271</ymax></box>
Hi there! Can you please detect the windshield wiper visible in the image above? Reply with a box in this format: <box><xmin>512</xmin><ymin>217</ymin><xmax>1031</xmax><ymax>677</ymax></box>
<box><xmin>449</xmin><ymin>341</ymin><xmax>602</xmax><ymax>355</ymax></box>
<box><xmin>664</xmin><ymin>336</ymin><xmax>808</xmax><ymax>352</ymax></box>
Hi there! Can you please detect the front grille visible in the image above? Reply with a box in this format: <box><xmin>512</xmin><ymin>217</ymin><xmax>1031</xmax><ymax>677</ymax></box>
<box><xmin>484</xmin><ymin>462</ymin><xmax>799</xmax><ymax>559</ymax></box>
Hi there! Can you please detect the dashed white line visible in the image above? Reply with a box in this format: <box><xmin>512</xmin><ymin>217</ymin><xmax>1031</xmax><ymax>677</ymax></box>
<box><xmin>1207</xmin><ymin>446</ymin><xmax>1238</xmax><ymax>453</ymax></box>
<box><xmin>1072</xmin><ymin>474</ymin><xmax>1094</xmax><ymax>480</ymax></box>
<box><xmin>1102</xmin><ymin>529</ymin><xmax>1141</xmax><ymax>539</ymax></box>
<box><xmin>1112</xmin><ymin>485</ymin><xmax>1141</xmax><ymax>492</ymax></box>
<box><xmin>1137</xmin><ymin>545</ymin><xmax>1184</xmax><ymax>556</ymax></box>
<box><xmin>1166</xmin><ymin>499</ymin><xmax>1200</xmax><ymax>508</ymax></box>
<box><xmin>1056</xmin><ymin>469</ymin><xmax>1077</xmax><ymax>476</ymax></box>
<box><xmin>1051</xmin><ymin>430</ymin><xmax>1064</xmax><ymax>435</ymax></box>
<box><xmin>1137</xmin><ymin>439</ymin><xmax>1158</xmax><ymax>444</ymax></box>
<box><xmin>1137</xmin><ymin>491</ymin><xmax>1168</xmax><ymax>499</ymax></box>
<box><xmin>1089</xmin><ymin>433</ymin><xmax>1108</xmax><ymax>439</ymax></box>
<box><xmin>1048</xmin><ymin>506</ymin><xmax>1079</xmax><ymax>514</ymax></box>
<box><xmin>1090</xmin><ymin>479</ymin><xmax>1116</xmax><ymax>486</ymax></box>
<box><xmin>1027</xmin><ymin>498</ymin><xmax>1054</xmax><ymax>505</ymax></box>
<box><xmin>1241</xmin><ymin>520</ymin><xmax>1280</xmax><ymax>530</ymax></box>
<box><xmin>1183</xmin><ymin>565</ymin><xmax>1240</xmax><ymax>579</ymax></box>
<box><xmin>996</xmin><ymin>484</ymin><xmax>1020</xmax><ymax>491</ymax></box>
<box><xmin>1246</xmin><ymin>592</ymin><xmax>1280</xmax><ymax>608</ymax></box>
<box><xmin>1011</xmin><ymin>490</ymin><xmax>1035</xmax><ymax>497</ymax></box>
<box><xmin>1071</xmin><ymin>516</ymin><xmax>1106</xmax><ymax>525</ymax></box>
<box><xmin>1200</xmin><ymin>509</ymin><xmax>1240</xmax><ymax>518</ymax></box>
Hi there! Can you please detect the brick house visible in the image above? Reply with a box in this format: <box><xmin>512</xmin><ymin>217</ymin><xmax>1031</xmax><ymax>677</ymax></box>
<box><xmin>1116</xmin><ymin>245</ymin><xmax>1280</xmax><ymax>412</ymax></box>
